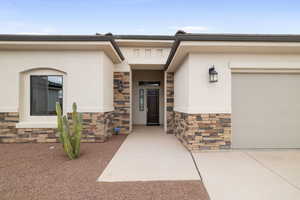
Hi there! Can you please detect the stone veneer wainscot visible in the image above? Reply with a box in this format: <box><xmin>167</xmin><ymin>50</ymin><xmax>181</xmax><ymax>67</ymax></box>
<box><xmin>174</xmin><ymin>111</ymin><xmax>231</xmax><ymax>150</ymax></box>
<box><xmin>0</xmin><ymin>112</ymin><xmax>113</xmax><ymax>143</ymax></box>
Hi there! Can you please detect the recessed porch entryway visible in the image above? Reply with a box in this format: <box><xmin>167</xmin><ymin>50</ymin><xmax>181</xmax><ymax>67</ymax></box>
<box><xmin>98</xmin><ymin>126</ymin><xmax>199</xmax><ymax>182</ymax></box>
<box><xmin>132</xmin><ymin>70</ymin><xmax>165</xmax><ymax>127</ymax></box>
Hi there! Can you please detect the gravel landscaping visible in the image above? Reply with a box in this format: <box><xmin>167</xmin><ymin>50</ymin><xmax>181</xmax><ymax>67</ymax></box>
<box><xmin>0</xmin><ymin>135</ymin><xmax>209</xmax><ymax>200</ymax></box>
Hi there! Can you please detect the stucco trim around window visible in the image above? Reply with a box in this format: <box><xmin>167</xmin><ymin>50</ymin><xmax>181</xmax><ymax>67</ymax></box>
<box><xmin>17</xmin><ymin>68</ymin><xmax>67</xmax><ymax>128</ymax></box>
<box><xmin>16</xmin><ymin>121</ymin><xmax>57</xmax><ymax>129</ymax></box>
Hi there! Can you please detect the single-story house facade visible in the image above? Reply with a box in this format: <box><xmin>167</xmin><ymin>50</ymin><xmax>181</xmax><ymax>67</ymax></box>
<box><xmin>1</xmin><ymin>32</ymin><xmax>300</xmax><ymax>150</ymax></box>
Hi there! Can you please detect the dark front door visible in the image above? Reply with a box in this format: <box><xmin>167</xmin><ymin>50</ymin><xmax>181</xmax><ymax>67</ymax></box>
<box><xmin>147</xmin><ymin>89</ymin><xmax>159</xmax><ymax>125</ymax></box>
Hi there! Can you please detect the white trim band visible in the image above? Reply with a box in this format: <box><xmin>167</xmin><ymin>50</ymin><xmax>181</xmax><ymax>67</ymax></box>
<box><xmin>16</xmin><ymin>122</ymin><xmax>57</xmax><ymax>129</ymax></box>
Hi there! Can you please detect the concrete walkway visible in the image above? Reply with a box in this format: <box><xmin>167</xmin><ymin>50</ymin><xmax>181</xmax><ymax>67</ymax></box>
<box><xmin>193</xmin><ymin>150</ymin><xmax>300</xmax><ymax>200</ymax></box>
<box><xmin>98</xmin><ymin>126</ymin><xmax>199</xmax><ymax>182</ymax></box>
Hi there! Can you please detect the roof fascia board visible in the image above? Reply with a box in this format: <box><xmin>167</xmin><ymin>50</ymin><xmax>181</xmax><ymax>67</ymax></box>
<box><xmin>116</xmin><ymin>39</ymin><xmax>174</xmax><ymax>47</ymax></box>
<box><xmin>176</xmin><ymin>34</ymin><xmax>300</xmax><ymax>42</ymax></box>
<box><xmin>165</xmin><ymin>34</ymin><xmax>300</xmax><ymax>70</ymax></box>
<box><xmin>0</xmin><ymin>34</ymin><xmax>113</xmax><ymax>41</ymax></box>
<box><xmin>0</xmin><ymin>41</ymin><xmax>122</xmax><ymax>63</ymax></box>
<box><xmin>166</xmin><ymin>41</ymin><xmax>300</xmax><ymax>71</ymax></box>
<box><xmin>0</xmin><ymin>34</ymin><xmax>124</xmax><ymax>61</ymax></box>
<box><xmin>114</xmin><ymin>35</ymin><xmax>175</xmax><ymax>40</ymax></box>
<box><xmin>181</xmin><ymin>41</ymin><xmax>300</xmax><ymax>47</ymax></box>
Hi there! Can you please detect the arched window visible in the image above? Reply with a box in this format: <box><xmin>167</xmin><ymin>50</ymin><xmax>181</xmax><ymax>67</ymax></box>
<box><xmin>18</xmin><ymin>68</ymin><xmax>66</xmax><ymax>125</ymax></box>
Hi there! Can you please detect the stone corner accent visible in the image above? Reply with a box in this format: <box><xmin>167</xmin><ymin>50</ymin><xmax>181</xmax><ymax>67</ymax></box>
<box><xmin>113</xmin><ymin>72</ymin><xmax>130</xmax><ymax>134</ymax></box>
<box><xmin>77</xmin><ymin>111</ymin><xmax>114</xmax><ymax>142</ymax></box>
<box><xmin>0</xmin><ymin>112</ymin><xmax>19</xmax><ymax>143</ymax></box>
<box><xmin>166</xmin><ymin>72</ymin><xmax>174</xmax><ymax>134</ymax></box>
<box><xmin>174</xmin><ymin>111</ymin><xmax>231</xmax><ymax>150</ymax></box>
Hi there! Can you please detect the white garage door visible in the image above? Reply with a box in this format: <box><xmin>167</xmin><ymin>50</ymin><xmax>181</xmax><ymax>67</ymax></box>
<box><xmin>232</xmin><ymin>73</ymin><xmax>300</xmax><ymax>148</ymax></box>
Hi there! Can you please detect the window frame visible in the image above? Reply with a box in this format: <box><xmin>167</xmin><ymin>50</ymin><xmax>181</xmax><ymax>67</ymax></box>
<box><xmin>139</xmin><ymin>88</ymin><xmax>144</xmax><ymax>111</ymax></box>
<box><xmin>29</xmin><ymin>75</ymin><xmax>64</xmax><ymax>116</ymax></box>
<box><xmin>138</xmin><ymin>81</ymin><xmax>161</xmax><ymax>87</ymax></box>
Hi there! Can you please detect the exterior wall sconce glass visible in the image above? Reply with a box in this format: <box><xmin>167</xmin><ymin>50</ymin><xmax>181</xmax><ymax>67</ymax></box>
<box><xmin>115</xmin><ymin>80</ymin><xmax>124</xmax><ymax>92</ymax></box>
<box><xmin>209</xmin><ymin>66</ymin><xmax>218</xmax><ymax>83</ymax></box>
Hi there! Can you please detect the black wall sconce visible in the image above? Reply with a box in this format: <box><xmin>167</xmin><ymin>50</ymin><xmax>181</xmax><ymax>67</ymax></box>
<box><xmin>209</xmin><ymin>65</ymin><xmax>218</xmax><ymax>83</ymax></box>
<box><xmin>115</xmin><ymin>80</ymin><xmax>124</xmax><ymax>92</ymax></box>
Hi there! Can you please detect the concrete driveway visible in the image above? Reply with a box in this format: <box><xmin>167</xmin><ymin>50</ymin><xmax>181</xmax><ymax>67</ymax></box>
<box><xmin>193</xmin><ymin>150</ymin><xmax>300</xmax><ymax>200</ymax></box>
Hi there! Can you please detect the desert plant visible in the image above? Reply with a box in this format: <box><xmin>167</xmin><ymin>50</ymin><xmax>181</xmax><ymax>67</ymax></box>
<box><xmin>56</xmin><ymin>102</ymin><xmax>82</xmax><ymax>159</ymax></box>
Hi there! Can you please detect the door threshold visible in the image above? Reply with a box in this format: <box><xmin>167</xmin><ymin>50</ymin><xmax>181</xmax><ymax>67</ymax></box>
<box><xmin>146</xmin><ymin>123</ymin><xmax>160</xmax><ymax>126</ymax></box>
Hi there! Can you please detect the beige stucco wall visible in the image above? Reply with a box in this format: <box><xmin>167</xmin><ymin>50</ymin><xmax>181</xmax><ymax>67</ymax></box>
<box><xmin>132</xmin><ymin>70</ymin><xmax>164</xmax><ymax>125</ymax></box>
<box><xmin>174</xmin><ymin>56</ymin><xmax>189</xmax><ymax>113</ymax></box>
<box><xmin>188</xmin><ymin>53</ymin><xmax>231</xmax><ymax>113</ymax></box>
<box><xmin>174</xmin><ymin>52</ymin><xmax>300</xmax><ymax>114</ymax></box>
<box><xmin>101</xmin><ymin>52</ymin><xmax>114</xmax><ymax>111</ymax></box>
<box><xmin>0</xmin><ymin>50</ymin><xmax>114</xmax><ymax>126</ymax></box>
<box><xmin>114</xmin><ymin>61</ymin><xmax>131</xmax><ymax>72</ymax></box>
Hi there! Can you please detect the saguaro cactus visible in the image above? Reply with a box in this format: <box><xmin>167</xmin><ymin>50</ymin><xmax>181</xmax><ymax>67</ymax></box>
<box><xmin>56</xmin><ymin>102</ymin><xmax>82</xmax><ymax>159</ymax></box>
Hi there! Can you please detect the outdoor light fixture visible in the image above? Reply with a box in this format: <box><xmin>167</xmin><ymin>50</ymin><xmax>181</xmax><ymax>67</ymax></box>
<box><xmin>209</xmin><ymin>65</ymin><xmax>218</xmax><ymax>83</ymax></box>
<box><xmin>115</xmin><ymin>80</ymin><xmax>124</xmax><ymax>92</ymax></box>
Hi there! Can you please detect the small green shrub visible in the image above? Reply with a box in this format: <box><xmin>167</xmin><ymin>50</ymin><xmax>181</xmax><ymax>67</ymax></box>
<box><xmin>56</xmin><ymin>102</ymin><xmax>82</xmax><ymax>160</ymax></box>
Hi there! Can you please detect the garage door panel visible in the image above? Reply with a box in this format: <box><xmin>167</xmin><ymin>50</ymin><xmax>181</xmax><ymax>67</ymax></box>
<box><xmin>232</xmin><ymin>73</ymin><xmax>300</xmax><ymax>148</ymax></box>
